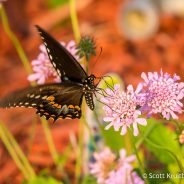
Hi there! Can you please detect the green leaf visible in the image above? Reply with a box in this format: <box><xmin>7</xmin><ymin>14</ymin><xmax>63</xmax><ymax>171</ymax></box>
<box><xmin>139</xmin><ymin>119</ymin><xmax>182</xmax><ymax>164</ymax></box>
<box><xmin>48</xmin><ymin>0</ymin><xmax>69</xmax><ymax>8</ymax></box>
<box><xmin>82</xmin><ymin>175</ymin><xmax>97</xmax><ymax>184</ymax></box>
<box><xmin>98</xmin><ymin>72</ymin><xmax>124</xmax><ymax>90</ymax></box>
<box><xmin>26</xmin><ymin>177</ymin><xmax>63</xmax><ymax>184</ymax></box>
<box><xmin>101</xmin><ymin>126</ymin><xmax>125</xmax><ymax>151</ymax></box>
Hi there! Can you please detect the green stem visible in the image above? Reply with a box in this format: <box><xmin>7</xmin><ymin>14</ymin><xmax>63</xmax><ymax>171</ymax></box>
<box><xmin>1</xmin><ymin>123</ymin><xmax>36</xmax><ymax>178</ymax></box>
<box><xmin>27</xmin><ymin>116</ymin><xmax>37</xmax><ymax>155</ymax></box>
<box><xmin>145</xmin><ymin>138</ymin><xmax>184</xmax><ymax>172</ymax></box>
<box><xmin>69</xmin><ymin>0</ymin><xmax>81</xmax><ymax>42</ymax></box>
<box><xmin>124</xmin><ymin>130</ymin><xmax>132</xmax><ymax>155</ymax></box>
<box><xmin>82</xmin><ymin>114</ymin><xmax>97</xmax><ymax>150</ymax></box>
<box><xmin>69</xmin><ymin>0</ymin><xmax>87</xmax><ymax>182</ymax></box>
<box><xmin>69</xmin><ymin>0</ymin><xmax>87</xmax><ymax>70</ymax></box>
<box><xmin>41</xmin><ymin>118</ymin><xmax>59</xmax><ymax>164</ymax></box>
<box><xmin>136</xmin><ymin>122</ymin><xmax>156</xmax><ymax>148</ymax></box>
<box><xmin>172</xmin><ymin>119</ymin><xmax>182</xmax><ymax>132</ymax></box>
<box><xmin>75</xmin><ymin>116</ymin><xmax>83</xmax><ymax>183</ymax></box>
<box><xmin>130</xmin><ymin>133</ymin><xmax>149</xmax><ymax>184</ymax></box>
<box><xmin>0</xmin><ymin>122</ymin><xmax>34</xmax><ymax>180</ymax></box>
<box><xmin>0</xmin><ymin>6</ymin><xmax>32</xmax><ymax>75</ymax></box>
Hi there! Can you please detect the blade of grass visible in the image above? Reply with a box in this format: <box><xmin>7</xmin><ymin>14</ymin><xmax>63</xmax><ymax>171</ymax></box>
<box><xmin>0</xmin><ymin>6</ymin><xmax>32</xmax><ymax>75</ymax></box>
<box><xmin>0</xmin><ymin>122</ymin><xmax>33</xmax><ymax>180</ymax></box>
<box><xmin>0</xmin><ymin>123</ymin><xmax>36</xmax><ymax>178</ymax></box>
<box><xmin>41</xmin><ymin>118</ymin><xmax>59</xmax><ymax>163</ymax></box>
<box><xmin>69</xmin><ymin>0</ymin><xmax>84</xmax><ymax>182</ymax></box>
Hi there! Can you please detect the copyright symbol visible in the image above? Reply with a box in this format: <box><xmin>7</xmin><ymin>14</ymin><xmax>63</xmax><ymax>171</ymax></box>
<box><xmin>143</xmin><ymin>173</ymin><xmax>147</xmax><ymax>178</ymax></box>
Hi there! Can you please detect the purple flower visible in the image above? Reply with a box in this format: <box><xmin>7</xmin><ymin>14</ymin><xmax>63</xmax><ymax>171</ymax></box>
<box><xmin>141</xmin><ymin>70</ymin><xmax>184</xmax><ymax>120</ymax></box>
<box><xmin>101</xmin><ymin>84</ymin><xmax>147</xmax><ymax>136</ymax></box>
<box><xmin>90</xmin><ymin>148</ymin><xmax>144</xmax><ymax>184</ymax></box>
<box><xmin>28</xmin><ymin>40</ymin><xmax>79</xmax><ymax>84</ymax></box>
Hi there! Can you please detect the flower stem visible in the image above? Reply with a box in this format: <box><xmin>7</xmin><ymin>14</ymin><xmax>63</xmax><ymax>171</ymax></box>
<box><xmin>69</xmin><ymin>0</ymin><xmax>81</xmax><ymax>42</ymax></box>
<box><xmin>0</xmin><ymin>122</ymin><xmax>36</xmax><ymax>180</ymax></box>
<box><xmin>69</xmin><ymin>0</ymin><xmax>87</xmax><ymax>71</ymax></box>
<box><xmin>130</xmin><ymin>134</ymin><xmax>149</xmax><ymax>184</ymax></box>
<box><xmin>0</xmin><ymin>6</ymin><xmax>32</xmax><ymax>75</ymax></box>
<box><xmin>41</xmin><ymin>118</ymin><xmax>59</xmax><ymax>164</ymax></box>
<box><xmin>124</xmin><ymin>130</ymin><xmax>132</xmax><ymax>155</ymax></box>
<box><xmin>69</xmin><ymin>0</ymin><xmax>89</xmax><ymax>182</ymax></box>
<box><xmin>136</xmin><ymin>122</ymin><xmax>156</xmax><ymax>148</ymax></box>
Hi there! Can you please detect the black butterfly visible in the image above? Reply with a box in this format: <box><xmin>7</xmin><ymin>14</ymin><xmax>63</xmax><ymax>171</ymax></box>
<box><xmin>0</xmin><ymin>26</ymin><xmax>97</xmax><ymax>121</ymax></box>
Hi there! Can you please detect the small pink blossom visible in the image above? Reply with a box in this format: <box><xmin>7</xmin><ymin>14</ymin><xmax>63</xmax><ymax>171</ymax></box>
<box><xmin>90</xmin><ymin>148</ymin><xmax>144</xmax><ymax>184</ymax></box>
<box><xmin>101</xmin><ymin>84</ymin><xmax>147</xmax><ymax>136</ymax></box>
<box><xmin>90</xmin><ymin>147</ymin><xmax>116</xmax><ymax>184</ymax></box>
<box><xmin>141</xmin><ymin>70</ymin><xmax>184</xmax><ymax>120</ymax></box>
<box><xmin>28</xmin><ymin>40</ymin><xmax>79</xmax><ymax>84</ymax></box>
<box><xmin>105</xmin><ymin>167</ymin><xmax>144</xmax><ymax>184</ymax></box>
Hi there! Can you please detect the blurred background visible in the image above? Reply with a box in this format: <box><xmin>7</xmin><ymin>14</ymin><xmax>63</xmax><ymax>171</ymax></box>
<box><xmin>0</xmin><ymin>0</ymin><xmax>184</xmax><ymax>183</ymax></box>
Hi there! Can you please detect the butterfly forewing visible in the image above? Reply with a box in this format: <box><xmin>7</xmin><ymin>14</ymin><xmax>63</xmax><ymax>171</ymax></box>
<box><xmin>0</xmin><ymin>26</ymin><xmax>97</xmax><ymax>121</ymax></box>
<box><xmin>0</xmin><ymin>83</ymin><xmax>83</xmax><ymax>120</ymax></box>
<box><xmin>36</xmin><ymin>25</ymin><xmax>87</xmax><ymax>82</ymax></box>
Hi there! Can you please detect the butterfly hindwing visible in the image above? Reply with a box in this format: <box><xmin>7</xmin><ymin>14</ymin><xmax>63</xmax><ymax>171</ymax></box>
<box><xmin>0</xmin><ymin>83</ymin><xmax>83</xmax><ymax>120</ymax></box>
<box><xmin>36</xmin><ymin>25</ymin><xmax>87</xmax><ymax>82</ymax></box>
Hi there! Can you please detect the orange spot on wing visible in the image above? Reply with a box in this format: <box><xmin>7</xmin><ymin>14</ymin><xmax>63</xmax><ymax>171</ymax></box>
<box><xmin>52</xmin><ymin>103</ymin><xmax>59</xmax><ymax>108</ymax></box>
<box><xmin>75</xmin><ymin>105</ymin><xmax>80</xmax><ymax>111</ymax></box>
<box><xmin>57</xmin><ymin>105</ymin><xmax>62</xmax><ymax>109</ymax></box>
<box><xmin>68</xmin><ymin>105</ymin><xmax>74</xmax><ymax>109</ymax></box>
<box><xmin>47</xmin><ymin>96</ymin><xmax>55</xmax><ymax>101</ymax></box>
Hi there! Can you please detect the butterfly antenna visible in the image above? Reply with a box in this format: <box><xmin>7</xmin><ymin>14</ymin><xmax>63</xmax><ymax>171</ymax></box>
<box><xmin>90</xmin><ymin>47</ymin><xmax>103</xmax><ymax>75</ymax></box>
<box><xmin>94</xmin><ymin>95</ymin><xmax>122</xmax><ymax>116</ymax></box>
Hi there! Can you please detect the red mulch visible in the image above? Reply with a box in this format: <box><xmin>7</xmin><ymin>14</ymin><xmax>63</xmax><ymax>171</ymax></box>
<box><xmin>0</xmin><ymin>0</ymin><xmax>184</xmax><ymax>183</ymax></box>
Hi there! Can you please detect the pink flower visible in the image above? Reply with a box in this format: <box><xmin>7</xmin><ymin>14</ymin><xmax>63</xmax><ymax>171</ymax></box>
<box><xmin>90</xmin><ymin>148</ymin><xmax>144</xmax><ymax>184</ymax></box>
<box><xmin>141</xmin><ymin>70</ymin><xmax>184</xmax><ymax>120</ymax></box>
<box><xmin>28</xmin><ymin>40</ymin><xmax>79</xmax><ymax>84</ymax></box>
<box><xmin>101</xmin><ymin>84</ymin><xmax>147</xmax><ymax>136</ymax></box>
<box><xmin>106</xmin><ymin>168</ymin><xmax>144</xmax><ymax>184</ymax></box>
<box><xmin>90</xmin><ymin>148</ymin><xmax>116</xmax><ymax>184</ymax></box>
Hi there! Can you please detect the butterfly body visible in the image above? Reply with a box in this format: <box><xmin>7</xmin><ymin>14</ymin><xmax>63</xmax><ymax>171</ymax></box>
<box><xmin>0</xmin><ymin>26</ymin><xmax>97</xmax><ymax>121</ymax></box>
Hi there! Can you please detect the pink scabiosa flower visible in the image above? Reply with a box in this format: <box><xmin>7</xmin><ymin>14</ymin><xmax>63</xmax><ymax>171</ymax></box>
<box><xmin>106</xmin><ymin>168</ymin><xmax>144</xmax><ymax>184</ymax></box>
<box><xmin>141</xmin><ymin>70</ymin><xmax>184</xmax><ymax>120</ymax></box>
<box><xmin>90</xmin><ymin>147</ymin><xmax>116</xmax><ymax>184</ymax></box>
<box><xmin>90</xmin><ymin>148</ymin><xmax>144</xmax><ymax>184</ymax></box>
<box><xmin>27</xmin><ymin>40</ymin><xmax>79</xmax><ymax>84</ymax></box>
<box><xmin>101</xmin><ymin>84</ymin><xmax>147</xmax><ymax>136</ymax></box>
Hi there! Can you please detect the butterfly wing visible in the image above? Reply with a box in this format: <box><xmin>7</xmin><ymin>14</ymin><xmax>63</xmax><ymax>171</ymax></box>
<box><xmin>0</xmin><ymin>83</ymin><xmax>83</xmax><ymax>120</ymax></box>
<box><xmin>36</xmin><ymin>25</ymin><xmax>87</xmax><ymax>82</ymax></box>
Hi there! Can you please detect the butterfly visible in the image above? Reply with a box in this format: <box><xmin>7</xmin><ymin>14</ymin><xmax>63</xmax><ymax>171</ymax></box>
<box><xmin>0</xmin><ymin>26</ymin><xmax>97</xmax><ymax>121</ymax></box>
